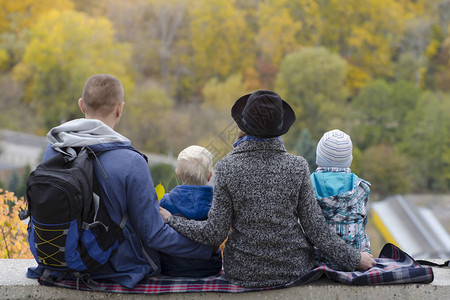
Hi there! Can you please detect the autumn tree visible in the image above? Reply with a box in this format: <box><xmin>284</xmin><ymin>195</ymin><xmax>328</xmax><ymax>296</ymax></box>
<box><xmin>276</xmin><ymin>47</ymin><xmax>349</xmax><ymax>143</ymax></box>
<box><xmin>0</xmin><ymin>74</ymin><xmax>39</xmax><ymax>133</ymax></box>
<box><xmin>433</xmin><ymin>37</ymin><xmax>450</xmax><ymax>92</ymax></box>
<box><xmin>400</xmin><ymin>91</ymin><xmax>450</xmax><ymax>191</ymax></box>
<box><xmin>196</xmin><ymin>73</ymin><xmax>249</xmax><ymax>155</ymax></box>
<box><xmin>294</xmin><ymin>128</ymin><xmax>316</xmax><ymax>172</ymax></box>
<box><xmin>13</xmin><ymin>9</ymin><xmax>133</xmax><ymax>130</ymax></box>
<box><xmin>119</xmin><ymin>82</ymin><xmax>174</xmax><ymax>153</ymax></box>
<box><xmin>256</xmin><ymin>0</ymin><xmax>321</xmax><ymax>66</ymax></box>
<box><xmin>360</xmin><ymin>144</ymin><xmax>411</xmax><ymax>197</ymax></box>
<box><xmin>0</xmin><ymin>190</ymin><xmax>31</xmax><ymax>258</ymax></box>
<box><xmin>0</xmin><ymin>0</ymin><xmax>73</xmax><ymax>69</ymax></box>
<box><xmin>202</xmin><ymin>73</ymin><xmax>248</xmax><ymax>113</ymax></box>
<box><xmin>189</xmin><ymin>0</ymin><xmax>254</xmax><ymax>87</ymax></box>
<box><xmin>318</xmin><ymin>0</ymin><xmax>418</xmax><ymax>79</ymax></box>
<box><xmin>351</xmin><ymin>80</ymin><xmax>421</xmax><ymax>149</ymax></box>
<box><xmin>0</xmin><ymin>1</ymin><xmax>74</xmax><ymax>134</ymax></box>
<box><xmin>100</xmin><ymin>0</ymin><xmax>199</xmax><ymax>102</ymax></box>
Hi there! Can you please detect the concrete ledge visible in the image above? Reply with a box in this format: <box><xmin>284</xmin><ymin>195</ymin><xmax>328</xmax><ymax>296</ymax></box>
<box><xmin>1</xmin><ymin>259</ymin><xmax>448</xmax><ymax>300</ymax></box>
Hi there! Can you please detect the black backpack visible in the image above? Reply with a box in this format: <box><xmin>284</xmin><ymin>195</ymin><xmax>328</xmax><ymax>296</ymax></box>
<box><xmin>20</xmin><ymin>146</ymin><xmax>127</xmax><ymax>281</ymax></box>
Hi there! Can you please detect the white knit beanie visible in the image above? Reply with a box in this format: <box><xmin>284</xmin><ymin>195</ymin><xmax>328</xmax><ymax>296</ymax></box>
<box><xmin>316</xmin><ymin>129</ymin><xmax>353</xmax><ymax>168</ymax></box>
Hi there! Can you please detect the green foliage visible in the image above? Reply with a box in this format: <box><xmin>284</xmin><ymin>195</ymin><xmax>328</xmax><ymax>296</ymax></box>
<box><xmin>276</xmin><ymin>47</ymin><xmax>348</xmax><ymax>142</ymax></box>
<box><xmin>294</xmin><ymin>128</ymin><xmax>316</xmax><ymax>173</ymax></box>
<box><xmin>15</xmin><ymin>165</ymin><xmax>30</xmax><ymax>199</ymax></box>
<box><xmin>7</xmin><ymin>171</ymin><xmax>19</xmax><ymax>194</ymax></box>
<box><xmin>351</xmin><ymin>80</ymin><xmax>421</xmax><ymax>149</ymax></box>
<box><xmin>5</xmin><ymin>166</ymin><xmax>30</xmax><ymax>199</ymax></box>
<box><xmin>400</xmin><ymin>91</ymin><xmax>450</xmax><ymax>191</ymax></box>
<box><xmin>149</xmin><ymin>163</ymin><xmax>179</xmax><ymax>191</ymax></box>
<box><xmin>394</xmin><ymin>53</ymin><xmax>423</xmax><ymax>85</ymax></box>
<box><xmin>350</xmin><ymin>146</ymin><xmax>363</xmax><ymax>176</ymax></box>
<box><xmin>360</xmin><ymin>144</ymin><xmax>411</xmax><ymax>197</ymax></box>
<box><xmin>433</xmin><ymin>36</ymin><xmax>450</xmax><ymax>92</ymax></box>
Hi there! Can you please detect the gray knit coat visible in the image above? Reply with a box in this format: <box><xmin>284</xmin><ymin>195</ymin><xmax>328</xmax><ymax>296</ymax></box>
<box><xmin>167</xmin><ymin>139</ymin><xmax>360</xmax><ymax>288</ymax></box>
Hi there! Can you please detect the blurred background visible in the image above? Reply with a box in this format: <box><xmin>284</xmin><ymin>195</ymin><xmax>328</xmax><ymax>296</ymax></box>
<box><xmin>0</xmin><ymin>0</ymin><xmax>449</xmax><ymax>258</ymax></box>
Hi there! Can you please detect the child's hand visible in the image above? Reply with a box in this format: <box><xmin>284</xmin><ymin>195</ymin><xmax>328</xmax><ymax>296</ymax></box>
<box><xmin>159</xmin><ymin>206</ymin><xmax>172</xmax><ymax>222</ymax></box>
<box><xmin>356</xmin><ymin>252</ymin><xmax>376</xmax><ymax>270</ymax></box>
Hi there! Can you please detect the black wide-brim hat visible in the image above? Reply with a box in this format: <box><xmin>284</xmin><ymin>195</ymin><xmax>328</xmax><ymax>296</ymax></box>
<box><xmin>231</xmin><ymin>90</ymin><xmax>296</xmax><ymax>138</ymax></box>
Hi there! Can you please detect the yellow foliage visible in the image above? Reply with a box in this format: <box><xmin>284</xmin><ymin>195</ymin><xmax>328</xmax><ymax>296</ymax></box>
<box><xmin>155</xmin><ymin>184</ymin><xmax>166</xmax><ymax>202</ymax></box>
<box><xmin>202</xmin><ymin>73</ymin><xmax>248</xmax><ymax>112</ymax></box>
<box><xmin>257</xmin><ymin>0</ymin><xmax>321</xmax><ymax>67</ymax></box>
<box><xmin>0</xmin><ymin>0</ymin><xmax>73</xmax><ymax>35</ymax></box>
<box><xmin>322</xmin><ymin>0</ymin><xmax>421</xmax><ymax>78</ymax></box>
<box><xmin>16</xmin><ymin>8</ymin><xmax>133</xmax><ymax>86</ymax></box>
<box><xmin>0</xmin><ymin>49</ymin><xmax>9</xmax><ymax>70</ymax></box>
<box><xmin>0</xmin><ymin>189</ymin><xmax>32</xmax><ymax>259</ymax></box>
<box><xmin>12</xmin><ymin>8</ymin><xmax>134</xmax><ymax>128</ymax></box>
<box><xmin>257</xmin><ymin>5</ymin><xmax>302</xmax><ymax>67</ymax></box>
<box><xmin>425</xmin><ymin>39</ymin><xmax>440</xmax><ymax>59</ymax></box>
<box><xmin>418</xmin><ymin>66</ymin><xmax>426</xmax><ymax>89</ymax></box>
<box><xmin>346</xmin><ymin>65</ymin><xmax>372</xmax><ymax>95</ymax></box>
<box><xmin>189</xmin><ymin>0</ymin><xmax>254</xmax><ymax>79</ymax></box>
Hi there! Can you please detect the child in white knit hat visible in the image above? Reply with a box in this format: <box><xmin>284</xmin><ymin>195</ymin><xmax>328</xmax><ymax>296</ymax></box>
<box><xmin>311</xmin><ymin>129</ymin><xmax>371</xmax><ymax>269</ymax></box>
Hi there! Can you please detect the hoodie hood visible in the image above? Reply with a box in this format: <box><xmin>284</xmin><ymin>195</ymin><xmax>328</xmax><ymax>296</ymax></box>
<box><xmin>47</xmin><ymin>118</ymin><xmax>129</xmax><ymax>149</ymax></box>
<box><xmin>310</xmin><ymin>167</ymin><xmax>359</xmax><ymax>199</ymax></box>
<box><xmin>160</xmin><ymin>185</ymin><xmax>213</xmax><ymax>220</ymax></box>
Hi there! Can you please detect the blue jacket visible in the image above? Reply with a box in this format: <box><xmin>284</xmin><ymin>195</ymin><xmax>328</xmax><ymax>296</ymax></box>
<box><xmin>160</xmin><ymin>185</ymin><xmax>214</xmax><ymax>220</ymax></box>
<box><xmin>159</xmin><ymin>185</ymin><xmax>222</xmax><ymax>277</ymax></box>
<box><xmin>310</xmin><ymin>167</ymin><xmax>371</xmax><ymax>268</ymax></box>
<box><xmin>28</xmin><ymin>141</ymin><xmax>213</xmax><ymax>288</ymax></box>
<box><xmin>311</xmin><ymin>168</ymin><xmax>358</xmax><ymax>199</ymax></box>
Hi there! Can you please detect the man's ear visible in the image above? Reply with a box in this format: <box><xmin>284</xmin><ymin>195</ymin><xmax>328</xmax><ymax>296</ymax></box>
<box><xmin>78</xmin><ymin>98</ymin><xmax>86</xmax><ymax>114</ymax></box>
<box><xmin>116</xmin><ymin>102</ymin><xmax>124</xmax><ymax>118</ymax></box>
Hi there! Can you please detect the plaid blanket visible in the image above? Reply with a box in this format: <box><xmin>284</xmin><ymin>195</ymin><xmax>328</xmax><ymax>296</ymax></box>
<box><xmin>38</xmin><ymin>243</ymin><xmax>434</xmax><ymax>294</ymax></box>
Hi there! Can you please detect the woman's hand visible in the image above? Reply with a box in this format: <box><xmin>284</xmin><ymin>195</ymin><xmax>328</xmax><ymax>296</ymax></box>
<box><xmin>159</xmin><ymin>206</ymin><xmax>172</xmax><ymax>222</ymax></box>
<box><xmin>356</xmin><ymin>252</ymin><xmax>376</xmax><ymax>271</ymax></box>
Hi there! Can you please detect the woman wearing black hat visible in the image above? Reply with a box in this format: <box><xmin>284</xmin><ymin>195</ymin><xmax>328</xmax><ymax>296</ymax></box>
<box><xmin>160</xmin><ymin>90</ymin><xmax>376</xmax><ymax>288</ymax></box>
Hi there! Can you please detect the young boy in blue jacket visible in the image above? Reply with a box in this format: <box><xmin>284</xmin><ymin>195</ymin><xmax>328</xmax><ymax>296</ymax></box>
<box><xmin>311</xmin><ymin>129</ymin><xmax>371</xmax><ymax>269</ymax></box>
<box><xmin>160</xmin><ymin>145</ymin><xmax>222</xmax><ymax>277</ymax></box>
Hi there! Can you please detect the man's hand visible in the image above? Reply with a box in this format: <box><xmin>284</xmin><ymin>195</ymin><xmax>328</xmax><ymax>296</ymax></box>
<box><xmin>159</xmin><ymin>206</ymin><xmax>172</xmax><ymax>222</ymax></box>
<box><xmin>356</xmin><ymin>252</ymin><xmax>376</xmax><ymax>271</ymax></box>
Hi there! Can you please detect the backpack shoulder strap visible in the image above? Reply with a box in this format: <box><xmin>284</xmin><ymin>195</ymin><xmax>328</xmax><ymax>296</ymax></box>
<box><xmin>85</xmin><ymin>146</ymin><xmax>108</xmax><ymax>179</ymax></box>
<box><xmin>138</xmin><ymin>235</ymin><xmax>159</xmax><ymax>271</ymax></box>
<box><xmin>83</xmin><ymin>146</ymin><xmax>155</xmax><ymax>270</ymax></box>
